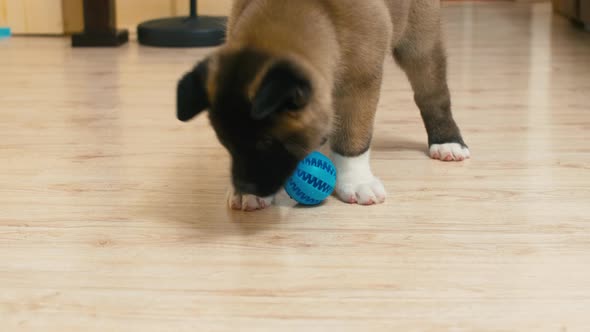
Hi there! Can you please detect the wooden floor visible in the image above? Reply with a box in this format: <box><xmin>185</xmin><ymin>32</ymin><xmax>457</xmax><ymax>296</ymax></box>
<box><xmin>1</xmin><ymin>3</ymin><xmax>590</xmax><ymax>331</ymax></box>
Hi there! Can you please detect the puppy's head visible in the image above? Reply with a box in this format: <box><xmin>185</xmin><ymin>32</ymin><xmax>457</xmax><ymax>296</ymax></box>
<box><xmin>177</xmin><ymin>48</ymin><xmax>332</xmax><ymax>197</ymax></box>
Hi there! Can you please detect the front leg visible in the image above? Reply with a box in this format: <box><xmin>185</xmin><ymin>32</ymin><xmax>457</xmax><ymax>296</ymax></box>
<box><xmin>227</xmin><ymin>186</ymin><xmax>274</xmax><ymax>211</ymax></box>
<box><xmin>331</xmin><ymin>77</ymin><xmax>387</xmax><ymax>205</ymax></box>
<box><xmin>332</xmin><ymin>150</ymin><xmax>387</xmax><ymax>205</ymax></box>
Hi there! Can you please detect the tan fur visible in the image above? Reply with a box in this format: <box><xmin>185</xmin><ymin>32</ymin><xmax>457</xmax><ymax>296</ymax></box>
<box><xmin>205</xmin><ymin>55</ymin><xmax>220</xmax><ymax>105</ymax></box>
<box><xmin>198</xmin><ymin>0</ymin><xmax>466</xmax><ymax>162</ymax></box>
<box><xmin>177</xmin><ymin>0</ymin><xmax>468</xmax><ymax>200</ymax></box>
<box><xmin>213</xmin><ymin>0</ymin><xmax>457</xmax><ymax>156</ymax></box>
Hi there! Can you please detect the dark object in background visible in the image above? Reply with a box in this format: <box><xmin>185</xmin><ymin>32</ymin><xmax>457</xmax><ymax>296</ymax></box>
<box><xmin>553</xmin><ymin>0</ymin><xmax>590</xmax><ymax>29</ymax></box>
<box><xmin>137</xmin><ymin>0</ymin><xmax>226</xmax><ymax>47</ymax></box>
<box><xmin>72</xmin><ymin>0</ymin><xmax>129</xmax><ymax>47</ymax></box>
<box><xmin>581</xmin><ymin>1</ymin><xmax>590</xmax><ymax>26</ymax></box>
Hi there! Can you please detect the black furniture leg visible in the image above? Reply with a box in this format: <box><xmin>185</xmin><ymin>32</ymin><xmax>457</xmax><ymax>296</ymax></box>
<box><xmin>72</xmin><ymin>0</ymin><xmax>129</xmax><ymax>47</ymax></box>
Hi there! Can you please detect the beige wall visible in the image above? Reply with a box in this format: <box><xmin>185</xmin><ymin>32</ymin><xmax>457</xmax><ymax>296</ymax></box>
<box><xmin>0</xmin><ymin>0</ymin><xmax>232</xmax><ymax>35</ymax></box>
<box><xmin>0</xmin><ymin>0</ymin><xmax>64</xmax><ymax>34</ymax></box>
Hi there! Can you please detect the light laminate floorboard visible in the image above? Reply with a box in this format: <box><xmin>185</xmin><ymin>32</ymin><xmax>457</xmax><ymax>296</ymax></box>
<box><xmin>1</xmin><ymin>3</ymin><xmax>589</xmax><ymax>331</ymax></box>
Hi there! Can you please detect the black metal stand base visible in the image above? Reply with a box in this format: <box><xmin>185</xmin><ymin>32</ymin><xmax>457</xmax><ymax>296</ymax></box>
<box><xmin>72</xmin><ymin>29</ymin><xmax>129</xmax><ymax>47</ymax></box>
<box><xmin>137</xmin><ymin>16</ymin><xmax>226</xmax><ymax>47</ymax></box>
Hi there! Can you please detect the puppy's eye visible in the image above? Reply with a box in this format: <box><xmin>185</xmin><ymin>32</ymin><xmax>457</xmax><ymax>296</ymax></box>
<box><xmin>256</xmin><ymin>136</ymin><xmax>274</xmax><ymax>150</ymax></box>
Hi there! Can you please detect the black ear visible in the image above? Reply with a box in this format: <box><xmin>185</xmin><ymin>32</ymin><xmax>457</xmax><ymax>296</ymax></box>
<box><xmin>177</xmin><ymin>59</ymin><xmax>210</xmax><ymax>122</ymax></box>
<box><xmin>251</xmin><ymin>61</ymin><xmax>312</xmax><ymax>120</ymax></box>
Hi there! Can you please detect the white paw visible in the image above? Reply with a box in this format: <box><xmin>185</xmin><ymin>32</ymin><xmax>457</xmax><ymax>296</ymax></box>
<box><xmin>336</xmin><ymin>177</ymin><xmax>386</xmax><ymax>205</ymax></box>
<box><xmin>332</xmin><ymin>150</ymin><xmax>387</xmax><ymax>205</ymax></box>
<box><xmin>227</xmin><ymin>188</ymin><xmax>273</xmax><ymax>212</ymax></box>
<box><xmin>430</xmin><ymin>143</ymin><xmax>470</xmax><ymax>162</ymax></box>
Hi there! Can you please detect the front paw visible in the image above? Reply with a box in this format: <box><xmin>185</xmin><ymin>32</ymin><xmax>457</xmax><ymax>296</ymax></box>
<box><xmin>332</xmin><ymin>151</ymin><xmax>387</xmax><ymax>206</ymax></box>
<box><xmin>336</xmin><ymin>177</ymin><xmax>387</xmax><ymax>205</ymax></box>
<box><xmin>227</xmin><ymin>188</ymin><xmax>273</xmax><ymax>212</ymax></box>
<box><xmin>430</xmin><ymin>143</ymin><xmax>470</xmax><ymax>162</ymax></box>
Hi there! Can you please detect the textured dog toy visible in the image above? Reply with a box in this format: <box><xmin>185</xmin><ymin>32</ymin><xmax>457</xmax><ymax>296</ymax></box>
<box><xmin>0</xmin><ymin>27</ymin><xmax>11</xmax><ymax>39</ymax></box>
<box><xmin>285</xmin><ymin>151</ymin><xmax>337</xmax><ymax>206</ymax></box>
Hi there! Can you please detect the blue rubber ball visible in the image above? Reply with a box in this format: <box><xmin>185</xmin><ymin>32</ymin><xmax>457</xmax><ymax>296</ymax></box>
<box><xmin>285</xmin><ymin>151</ymin><xmax>337</xmax><ymax>206</ymax></box>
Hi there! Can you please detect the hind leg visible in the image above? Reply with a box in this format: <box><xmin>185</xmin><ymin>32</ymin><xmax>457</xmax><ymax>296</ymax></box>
<box><xmin>394</xmin><ymin>38</ymin><xmax>470</xmax><ymax>161</ymax></box>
